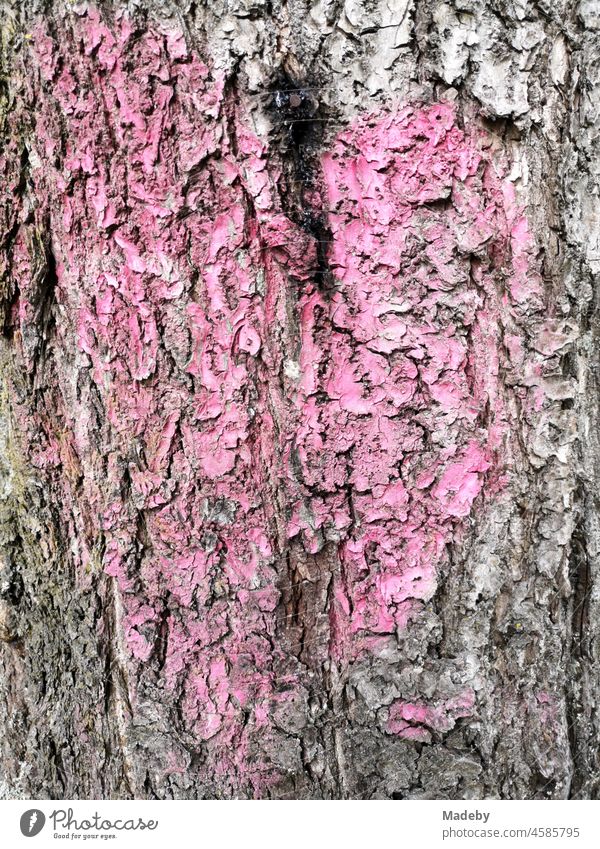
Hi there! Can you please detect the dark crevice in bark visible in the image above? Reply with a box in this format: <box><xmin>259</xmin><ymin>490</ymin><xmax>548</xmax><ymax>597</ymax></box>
<box><xmin>267</xmin><ymin>65</ymin><xmax>337</xmax><ymax>295</ymax></box>
<box><xmin>29</xmin><ymin>237</ymin><xmax>58</xmax><ymax>392</ymax></box>
<box><xmin>0</xmin><ymin>552</ymin><xmax>24</xmax><ymax>644</ymax></box>
<box><xmin>566</xmin><ymin>491</ymin><xmax>593</xmax><ymax>798</ymax></box>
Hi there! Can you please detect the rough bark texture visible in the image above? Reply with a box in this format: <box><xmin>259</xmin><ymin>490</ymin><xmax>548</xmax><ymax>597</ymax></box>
<box><xmin>0</xmin><ymin>0</ymin><xmax>599</xmax><ymax>800</ymax></box>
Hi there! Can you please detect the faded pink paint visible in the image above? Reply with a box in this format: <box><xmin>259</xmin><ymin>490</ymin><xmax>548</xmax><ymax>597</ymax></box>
<box><xmin>387</xmin><ymin>691</ymin><xmax>476</xmax><ymax>742</ymax></box>
<box><xmin>5</xmin><ymin>7</ymin><xmax>545</xmax><ymax>793</ymax></box>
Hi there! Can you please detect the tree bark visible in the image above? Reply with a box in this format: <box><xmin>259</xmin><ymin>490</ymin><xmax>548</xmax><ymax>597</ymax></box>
<box><xmin>0</xmin><ymin>0</ymin><xmax>599</xmax><ymax>800</ymax></box>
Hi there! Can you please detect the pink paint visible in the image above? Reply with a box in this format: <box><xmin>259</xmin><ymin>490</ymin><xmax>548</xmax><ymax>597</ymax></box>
<box><xmin>286</xmin><ymin>103</ymin><xmax>539</xmax><ymax>660</ymax></box>
<box><xmin>387</xmin><ymin>691</ymin><xmax>476</xmax><ymax>741</ymax></box>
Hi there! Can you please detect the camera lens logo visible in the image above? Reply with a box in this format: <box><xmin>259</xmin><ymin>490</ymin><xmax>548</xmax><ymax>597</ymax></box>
<box><xmin>20</xmin><ymin>810</ymin><xmax>46</xmax><ymax>837</ymax></box>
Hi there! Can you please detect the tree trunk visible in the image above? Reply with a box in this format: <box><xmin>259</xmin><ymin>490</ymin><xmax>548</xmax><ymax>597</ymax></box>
<box><xmin>0</xmin><ymin>0</ymin><xmax>598</xmax><ymax>800</ymax></box>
